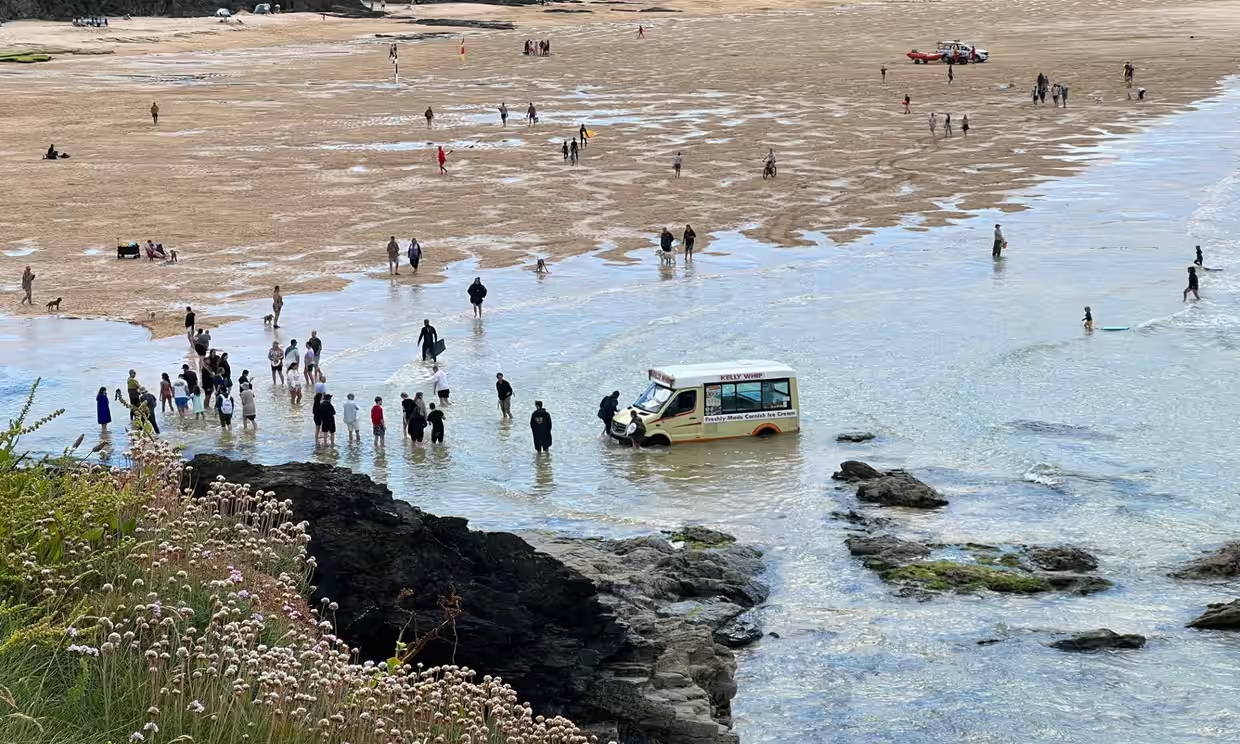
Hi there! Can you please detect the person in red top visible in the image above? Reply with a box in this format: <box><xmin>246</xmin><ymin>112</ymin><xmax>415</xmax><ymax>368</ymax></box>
<box><xmin>437</xmin><ymin>146</ymin><xmax>450</xmax><ymax>175</ymax></box>
<box><xmin>637</xmin><ymin>25</ymin><xmax>645</xmax><ymax>38</ymax></box>
<box><xmin>371</xmin><ymin>396</ymin><xmax>386</xmax><ymax>447</ymax></box>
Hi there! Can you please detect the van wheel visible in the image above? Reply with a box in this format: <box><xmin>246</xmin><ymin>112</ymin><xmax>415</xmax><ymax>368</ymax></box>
<box><xmin>643</xmin><ymin>435</ymin><xmax>670</xmax><ymax>448</ymax></box>
<box><xmin>755</xmin><ymin>427</ymin><xmax>777</xmax><ymax>437</ymax></box>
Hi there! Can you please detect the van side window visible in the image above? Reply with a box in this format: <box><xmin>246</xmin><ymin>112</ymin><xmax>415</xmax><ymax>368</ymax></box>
<box><xmin>763</xmin><ymin>380</ymin><xmax>791</xmax><ymax>409</ymax></box>
<box><xmin>707</xmin><ymin>378</ymin><xmax>794</xmax><ymax>416</ymax></box>
<box><xmin>667</xmin><ymin>390</ymin><xmax>697</xmax><ymax>417</ymax></box>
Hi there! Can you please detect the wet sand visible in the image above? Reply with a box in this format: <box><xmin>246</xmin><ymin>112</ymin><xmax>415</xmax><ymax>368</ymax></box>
<box><xmin>3</xmin><ymin>0</ymin><xmax>1240</xmax><ymax>335</ymax></box>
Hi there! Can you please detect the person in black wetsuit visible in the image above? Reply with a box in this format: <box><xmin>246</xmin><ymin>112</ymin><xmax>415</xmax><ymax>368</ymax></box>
<box><xmin>1195</xmin><ymin>245</ymin><xmax>1204</xmax><ymax>267</ymax></box>
<box><xmin>1184</xmin><ymin>266</ymin><xmax>1200</xmax><ymax>302</ymax></box>
<box><xmin>597</xmin><ymin>391</ymin><xmax>620</xmax><ymax>435</ymax></box>
<box><xmin>417</xmin><ymin>319</ymin><xmax>439</xmax><ymax>361</ymax></box>
<box><xmin>1082</xmin><ymin>306</ymin><xmax>1093</xmax><ymax>331</ymax></box>
<box><xmin>530</xmin><ymin>400</ymin><xmax>553</xmax><ymax>453</ymax></box>
<box><xmin>427</xmin><ymin>403</ymin><xmax>445</xmax><ymax>443</ymax></box>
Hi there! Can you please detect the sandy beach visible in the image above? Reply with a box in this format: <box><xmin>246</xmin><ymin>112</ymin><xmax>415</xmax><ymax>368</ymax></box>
<box><xmin>3</xmin><ymin>0</ymin><xmax>1240</xmax><ymax>336</ymax></box>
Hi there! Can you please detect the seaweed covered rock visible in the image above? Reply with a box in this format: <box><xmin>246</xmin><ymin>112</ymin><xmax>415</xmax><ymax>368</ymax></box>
<box><xmin>1050</xmin><ymin>629</ymin><xmax>1146</xmax><ymax>652</ymax></box>
<box><xmin>881</xmin><ymin>561</ymin><xmax>1054</xmax><ymax>594</ymax></box>
<box><xmin>1170</xmin><ymin>542</ymin><xmax>1240</xmax><ymax>580</ymax></box>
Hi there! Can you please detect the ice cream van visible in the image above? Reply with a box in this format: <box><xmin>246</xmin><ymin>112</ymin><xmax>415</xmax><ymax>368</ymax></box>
<box><xmin>610</xmin><ymin>360</ymin><xmax>799</xmax><ymax>446</ymax></box>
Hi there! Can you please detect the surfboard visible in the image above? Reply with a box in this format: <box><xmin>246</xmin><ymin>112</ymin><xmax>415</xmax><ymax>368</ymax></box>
<box><xmin>1204</xmin><ymin>267</ymin><xmax>1224</xmax><ymax>272</ymax></box>
<box><xmin>585</xmin><ymin>129</ymin><xmax>597</xmax><ymax>137</ymax></box>
<box><xmin>1101</xmin><ymin>326</ymin><xmax>1129</xmax><ymax>331</ymax></box>
<box><xmin>430</xmin><ymin>339</ymin><xmax>446</xmax><ymax>358</ymax></box>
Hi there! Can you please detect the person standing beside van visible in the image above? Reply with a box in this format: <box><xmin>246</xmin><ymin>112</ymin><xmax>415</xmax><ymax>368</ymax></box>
<box><xmin>626</xmin><ymin>410</ymin><xmax>646</xmax><ymax>449</ymax></box>
<box><xmin>598</xmin><ymin>390</ymin><xmax>620</xmax><ymax>435</ymax></box>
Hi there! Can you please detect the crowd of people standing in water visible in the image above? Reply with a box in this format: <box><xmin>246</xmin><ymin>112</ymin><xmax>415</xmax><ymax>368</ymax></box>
<box><xmin>93</xmin><ymin>267</ymin><xmax>573</xmax><ymax>456</ymax></box>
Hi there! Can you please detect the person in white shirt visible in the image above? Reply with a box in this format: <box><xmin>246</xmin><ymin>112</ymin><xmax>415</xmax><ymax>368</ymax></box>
<box><xmin>342</xmin><ymin>392</ymin><xmax>360</xmax><ymax>442</ymax></box>
<box><xmin>432</xmin><ymin>365</ymin><xmax>450</xmax><ymax>405</ymax></box>
<box><xmin>172</xmin><ymin>376</ymin><xmax>189</xmax><ymax>417</ymax></box>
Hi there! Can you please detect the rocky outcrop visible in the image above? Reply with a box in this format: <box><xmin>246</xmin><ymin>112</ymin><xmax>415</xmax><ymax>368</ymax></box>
<box><xmin>1188</xmin><ymin>600</ymin><xmax>1240</xmax><ymax>630</ymax></box>
<box><xmin>528</xmin><ymin>531</ymin><xmax>767</xmax><ymax>744</ymax></box>
<box><xmin>1049</xmin><ymin>629</ymin><xmax>1146</xmax><ymax>652</ymax></box>
<box><xmin>1170</xmin><ymin>542</ymin><xmax>1240</xmax><ymax>580</ymax></box>
<box><xmin>187</xmin><ymin>455</ymin><xmax>763</xmax><ymax>744</ymax></box>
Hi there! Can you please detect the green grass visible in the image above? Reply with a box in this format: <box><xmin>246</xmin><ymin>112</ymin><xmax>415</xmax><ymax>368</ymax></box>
<box><xmin>882</xmin><ymin>560</ymin><xmax>1052</xmax><ymax>594</ymax></box>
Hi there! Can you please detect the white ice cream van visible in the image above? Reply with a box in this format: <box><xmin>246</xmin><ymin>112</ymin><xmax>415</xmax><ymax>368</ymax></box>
<box><xmin>610</xmin><ymin>360</ymin><xmax>800</xmax><ymax>446</ymax></box>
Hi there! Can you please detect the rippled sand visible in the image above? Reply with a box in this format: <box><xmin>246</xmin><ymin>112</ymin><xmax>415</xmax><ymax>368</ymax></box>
<box><xmin>2</xmin><ymin>0</ymin><xmax>1240</xmax><ymax>335</ymax></box>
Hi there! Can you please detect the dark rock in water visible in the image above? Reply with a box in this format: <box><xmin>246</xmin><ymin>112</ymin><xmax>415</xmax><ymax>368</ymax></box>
<box><xmin>836</xmin><ymin>431</ymin><xmax>877</xmax><ymax>443</ymax></box>
<box><xmin>1042</xmin><ymin>573</ymin><xmax>1114</xmax><ymax>595</ymax></box>
<box><xmin>1026</xmin><ymin>545</ymin><xmax>1099</xmax><ymax>572</ymax></box>
<box><xmin>1050</xmin><ymin>629</ymin><xmax>1146</xmax><ymax>652</ymax></box>
<box><xmin>1188</xmin><ymin>600</ymin><xmax>1240</xmax><ymax>630</ymax></box>
<box><xmin>767</xmin><ymin>631</ymin><xmax>781</xmax><ymax>639</ymax></box>
<box><xmin>976</xmin><ymin>638</ymin><xmax>1003</xmax><ymax>646</ymax></box>
<box><xmin>856</xmin><ymin>470</ymin><xmax>949</xmax><ymax>508</ymax></box>
<box><xmin>639</xmin><ymin>5</ymin><xmax>682</xmax><ymax>10</ymax></box>
<box><xmin>845</xmin><ymin>534</ymin><xmax>930</xmax><ymax>569</ymax></box>
<box><xmin>409</xmin><ymin>18</ymin><xmax>517</xmax><ymax>29</ymax></box>
<box><xmin>1170</xmin><ymin>542</ymin><xmax>1240</xmax><ymax>580</ymax></box>
<box><xmin>188</xmin><ymin>456</ymin><xmax>762</xmax><ymax>744</ymax></box>
<box><xmin>831</xmin><ymin>460</ymin><xmax>884</xmax><ymax>481</ymax></box>
<box><xmin>714</xmin><ymin>614</ymin><xmax>763</xmax><ymax>648</ymax></box>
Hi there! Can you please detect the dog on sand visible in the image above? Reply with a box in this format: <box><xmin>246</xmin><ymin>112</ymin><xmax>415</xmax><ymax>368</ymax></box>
<box><xmin>45</xmin><ymin>297</ymin><xmax>62</xmax><ymax>311</ymax></box>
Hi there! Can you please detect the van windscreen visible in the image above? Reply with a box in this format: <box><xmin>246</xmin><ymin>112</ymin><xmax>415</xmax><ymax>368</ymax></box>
<box><xmin>633</xmin><ymin>382</ymin><xmax>674</xmax><ymax>413</ymax></box>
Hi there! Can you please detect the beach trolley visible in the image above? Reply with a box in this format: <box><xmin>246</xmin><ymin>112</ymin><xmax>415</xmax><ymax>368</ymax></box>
<box><xmin>117</xmin><ymin>241</ymin><xmax>140</xmax><ymax>259</ymax></box>
<box><xmin>610</xmin><ymin>360</ymin><xmax>799</xmax><ymax>447</ymax></box>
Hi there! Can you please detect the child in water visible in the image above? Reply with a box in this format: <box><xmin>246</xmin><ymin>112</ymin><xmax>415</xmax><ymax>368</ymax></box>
<box><xmin>1082</xmin><ymin>306</ymin><xmax>1093</xmax><ymax>331</ymax></box>
<box><xmin>192</xmin><ymin>388</ymin><xmax>205</xmax><ymax>420</ymax></box>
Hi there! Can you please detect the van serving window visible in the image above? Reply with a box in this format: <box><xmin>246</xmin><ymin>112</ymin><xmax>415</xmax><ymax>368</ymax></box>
<box><xmin>705</xmin><ymin>378</ymin><xmax>792</xmax><ymax>416</ymax></box>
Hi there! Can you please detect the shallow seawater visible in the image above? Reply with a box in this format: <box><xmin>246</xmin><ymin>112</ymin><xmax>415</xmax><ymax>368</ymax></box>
<box><xmin>5</xmin><ymin>73</ymin><xmax>1240</xmax><ymax>743</ymax></box>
